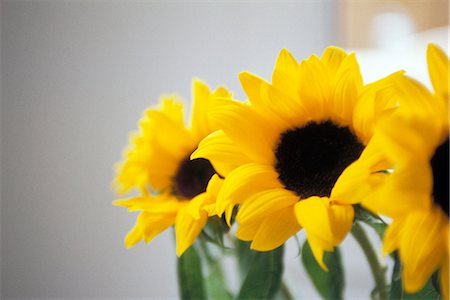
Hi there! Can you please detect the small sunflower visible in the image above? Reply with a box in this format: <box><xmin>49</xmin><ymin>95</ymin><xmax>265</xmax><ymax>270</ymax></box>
<box><xmin>192</xmin><ymin>47</ymin><xmax>401</xmax><ymax>268</ymax></box>
<box><xmin>350</xmin><ymin>44</ymin><xmax>449</xmax><ymax>297</ymax></box>
<box><xmin>113</xmin><ymin>79</ymin><xmax>231</xmax><ymax>256</ymax></box>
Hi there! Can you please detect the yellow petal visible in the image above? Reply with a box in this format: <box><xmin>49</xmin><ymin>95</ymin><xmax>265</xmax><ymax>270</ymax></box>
<box><xmin>212</xmin><ymin>86</ymin><xmax>233</xmax><ymax>99</ymax></box>
<box><xmin>400</xmin><ymin>209</ymin><xmax>447</xmax><ymax>292</ymax></box>
<box><xmin>205</xmin><ymin>174</ymin><xmax>224</xmax><ymax>202</ymax></box>
<box><xmin>294</xmin><ymin>197</ymin><xmax>352</xmax><ymax>269</ymax></box>
<box><xmin>236</xmin><ymin>215</ymin><xmax>263</xmax><ymax>241</ymax></box>
<box><xmin>298</xmin><ymin>54</ymin><xmax>330</xmax><ymax>120</ymax></box>
<box><xmin>159</xmin><ymin>96</ymin><xmax>185</xmax><ymax>126</ymax></box>
<box><xmin>239</xmin><ymin>71</ymin><xmax>304</xmax><ymax>130</ymax></box>
<box><xmin>329</xmin><ymin>53</ymin><xmax>363</xmax><ymax>126</ymax></box>
<box><xmin>113</xmin><ymin>132</ymin><xmax>180</xmax><ymax>194</ymax></box>
<box><xmin>330</xmin><ymin>159</ymin><xmax>371</xmax><ymax>205</ymax></box>
<box><xmin>295</xmin><ymin>197</ymin><xmax>333</xmax><ymax>246</ymax></box>
<box><xmin>125</xmin><ymin>211</ymin><xmax>177</xmax><ymax>248</ymax></box>
<box><xmin>331</xmin><ymin>136</ymin><xmax>388</xmax><ymax>205</ymax></box>
<box><xmin>223</xmin><ymin>204</ymin><xmax>235</xmax><ymax>227</ymax></box>
<box><xmin>260</xmin><ymin>83</ymin><xmax>309</xmax><ymax>128</ymax></box>
<box><xmin>186</xmin><ymin>174</ymin><xmax>224</xmax><ymax>220</ymax></box>
<box><xmin>124</xmin><ymin>214</ymin><xmax>145</xmax><ymax>248</ymax></box>
<box><xmin>383</xmin><ymin>219</ymin><xmax>403</xmax><ymax>255</ymax></box>
<box><xmin>352</xmin><ymin>71</ymin><xmax>404</xmax><ymax>144</ymax></box>
<box><xmin>175</xmin><ymin>206</ymin><xmax>208</xmax><ymax>256</ymax></box>
<box><xmin>190</xmin><ymin>79</ymin><xmax>213</xmax><ymax>141</ymax></box>
<box><xmin>209</xmin><ymin>99</ymin><xmax>277</xmax><ymax>164</ymax></box>
<box><xmin>113</xmin><ymin>194</ymin><xmax>185</xmax><ymax>214</ymax></box>
<box><xmin>391</xmin><ymin>73</ymin><xmax>445</xmax><ymax>124</ymax></box>
<box><xmin>206</xmin><ymin>175</ymin><xmax>229</xmax><ymax>220</ymax></box>
<box><xmin>202</xmin><ymin>203</ymin><xmax>218</xmax><ymax>217</ymax></box>
<box><xmin>186</xmin><ymin>193</ymin><xmax>209</xmax><ymax>220</ymax></box>
<box><xmin>113</xmin><ymin>196</ymin><xmax>150</xmax><ymax>211</ymax></box>
<box><xmin>249</xmin><ymin>206</ymin><xmax>301</xmax><ymax>251</ymax></box>
<box><xmin>307</xmin><ymin>234</ymin><xmax>328</xmax><ymax>271</ymax></box>
<box><xmin>119</xmin><ymin>103</ymin><xmax>195</xmax><ymax>193</ymax></box>
<box><xmin>379</xmin><ymin>113</ymin><xmax>436</xmax><ymax>159</ymax></box>
<box><xmin>365</xmin><ymin>119</ymin><xmax>434</xmax><ymax>215</ymax></box>
<box><xmin>237</xmin><ymin>188</ymin><xmax>298</xmax><ymax>224</ymax></box>
<box><xmin>239</xmin><ymin>71</ymin><xmax>267</xmax><ymax>108</ymax></box>
<box><xmin>328</xmin><ymin>203</ymin><xmax>354</xmax><ymax>244</ymax></box>
<box><xmin>272</xmin><ymin>48</ymin><xmax>299</xmax><ymax>81</ymax></box>
<box><xmin>321</xmin><ymin>46</ymin><xmax>348</xmax><ymax>80</ymax></box>
<box><xmin>191</xmin><ymin>130</ymin><xmax>251</xmax><ymax>177</ymax></box>
<box><xmin>205</xmin><ymin>174</ymin><xmax>226</xmax><ymax>219</ymax></box>
<box><xmin>190</xmin><ymin>80</ymin><xmax>233</xmax><ymax>142</ymax></box>
<box><xmin>366</xmin><ymin>160</ymin><xmax>432</xmax><ymax>217</ymax></box>
<box><xmin>271</xmin><ymin>48</ymin><xmax>299</xmax><ymax>101</ymax></box>
<box><xmin>142</xmin><ymin>213</ymin><xmax>177</xmax><ymax>243</ymax></box>
<box><xmin>427</xmin><ymin>43</ymin><xmax>450</xmax><ymax>100</ymax></box>
<box><xmin>146</xmin><ymin>109</ymin><xmax>195</xmax><ymax>158</ymax></box>
<box><xmin>216</xmin><ymin>163</ymin><xmax>283</xmax><ymax>217</ymax></box>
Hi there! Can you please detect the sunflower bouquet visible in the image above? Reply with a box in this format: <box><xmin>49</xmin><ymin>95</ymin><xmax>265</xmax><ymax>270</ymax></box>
<box><xmin>113</xmin><ymin>44</ymin><xmax>449</xmax><ymax>300</ymax></box>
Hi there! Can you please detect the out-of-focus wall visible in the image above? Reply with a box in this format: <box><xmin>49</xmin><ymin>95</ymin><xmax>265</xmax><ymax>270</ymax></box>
<box><xmin>0</xmin><ymin>0</ymin><xmax>3</xmax><ymax>297</ymax></box>
<box><xmin>1</xmin><ymin>2</ymin><xmax>340</xmax><ymax>299</ymax></box>
<box><xmin>339</xmin><ymin>0</ymin><xmax>449</xmax><ymax>48</ymax></box>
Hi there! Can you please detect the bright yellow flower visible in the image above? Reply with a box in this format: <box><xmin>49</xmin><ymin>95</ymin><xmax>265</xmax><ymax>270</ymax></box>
<box><xmin>352</xmin><ymin>44</ymin><xmax>449</xmax><ymax>297</ymax></box>
<box><xmin>113</xmin><ymin>79</ymin><xmax>231</xmax><ymax>256</ymax></box>
<box><xmin>193</xmin><ymin>47</ymin><xmax>401</xmax><ymax>269</ymax></box>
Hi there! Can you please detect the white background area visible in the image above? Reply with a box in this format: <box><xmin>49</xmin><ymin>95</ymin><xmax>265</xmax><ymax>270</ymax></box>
<box><xmin>1</xmin><ymin>1</ymin><xmax>447</xmax><ymax>299</ymax></box>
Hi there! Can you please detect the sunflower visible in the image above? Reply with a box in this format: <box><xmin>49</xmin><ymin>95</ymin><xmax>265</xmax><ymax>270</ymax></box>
<box><xmin>192</xmin><ymin>47</ymin><xmax>402</xmax><ymax>268</ymax></box>
<box><xmin>346</xmin><ymin>44</ymin><xmax>449</xmax><ymax>297</ymax></box>
<box><xmin>113</xmin><ymin>79</ymin><xmax>231</xmax><ymax>256</ymax></box>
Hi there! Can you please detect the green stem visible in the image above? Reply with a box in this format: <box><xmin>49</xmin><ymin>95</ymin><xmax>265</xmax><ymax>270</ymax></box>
<box><xmin>198</xmin><ymin>236</ymin><xmax>215</xmax><ymax>264</ymax></box>
<box><xmin>351</xmin><ymin>222</ymin><xmax>389</xmax><ymax>300</ymax></box>
<box><xmin>280</xmin><ymin>281</ymin><xmax>295</xmax><ymax>300</ymax></box>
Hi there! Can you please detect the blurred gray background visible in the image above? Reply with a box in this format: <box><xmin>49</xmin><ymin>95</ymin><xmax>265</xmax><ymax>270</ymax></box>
<box><xmin>1</xmin><ymin>1</ymin><xmax>447</xmax><ymax>299</ymax></box>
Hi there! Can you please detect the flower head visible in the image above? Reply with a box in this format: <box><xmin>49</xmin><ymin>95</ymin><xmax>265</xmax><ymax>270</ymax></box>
<box><xmin>113</xmin><ymin>79</ymin><xmax>231</xmax><ymax>256</ymax></box>
<box><xmin>354</xmin><ymin>44</ymin><xmax>449</xmax><ymax>297</ymax></box>
<box><xmin>193</xmin><ymin>47</ymin><xmax>401</xmax><ymax>268</ymax></box>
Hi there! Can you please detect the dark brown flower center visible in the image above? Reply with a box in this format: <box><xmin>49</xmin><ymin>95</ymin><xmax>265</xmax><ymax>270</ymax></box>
<box><xmin>172</xmin><ymin>156</ymin><xmax>215</xmax><ymax>199</ymax></box>
<box><xmin>431</xmin><ymin>137</ymin><xmax>449</xmax><ymax>217</ymax></box>
<box><xmin>275</xmin><ymin>120</ymin><xmax>365</xmax><ymax>198</ymax></box>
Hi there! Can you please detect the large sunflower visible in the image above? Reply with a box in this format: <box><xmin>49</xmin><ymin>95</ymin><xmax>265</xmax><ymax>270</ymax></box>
<box><xmin>346</xmin><ymin>44</ymin><xmax>449</xmax><ymax>297</ymax></box>
<box><xmin>113</xmin><ymin>79</ymin><xmax>231</xmax><ymax>256</ymax></box>
<box><xmin>192</xmin><ymin>47</ymin><xmax>401</xmax><ymax>268</ymax></box>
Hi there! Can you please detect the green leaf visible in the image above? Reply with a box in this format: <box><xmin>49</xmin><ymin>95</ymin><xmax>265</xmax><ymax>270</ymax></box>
<box><xmin>177</xmin><ymin>245</ymin><xmax>207</xmax><ymax>300</ymax></box>
<box><xmin>432</xmin><ymin>272</ymin><xmax>441</xmax><ymax>295</ymax></box>
<box><xmin>197</xmin><ymin>236</ymin><xmax>233</xmax><ymax>299</ymax></box>
<box><xmin>301</xmin><ymin>241</ymin><xmax>344</xmax><ymax>300</ymax></box>
<box><xmin>389</xmin><ymin>252</ymin><xmax>403</xmax><ymax>300</ymax></box>
<box><xmin>403</xmin><ymin>280</ymin><xmax>441</xmax><ymax>300</ymax></box>
<box><xmin>236</xmin><ymin>245</ymin><xmax>284</xmax><ymax>300</ymax></box>
<box><xmin>205</xmin><ymin>259</ymin><xmax>233</xmax><ymax>300</ymax></box>
<box><xmin>236</xmin><ymin>239</ymin><xmax>253</xmax><ymax>280</ymax></box>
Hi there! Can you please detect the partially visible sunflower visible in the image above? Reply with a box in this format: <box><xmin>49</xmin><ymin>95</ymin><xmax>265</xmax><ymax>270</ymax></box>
<box><xmin>113</xmin><ymin>79</ymin><xmax>231</xmax><ymax>256</ymax></box>
<box><xmin>346</xmin><ymin>44</ymin><xmax>449</xmax><ymax>297</ymax></box>
<box><xmin>192</xmin><ymin>47</ymin><xmax>402</xmax><ymax>268</ymax></box>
